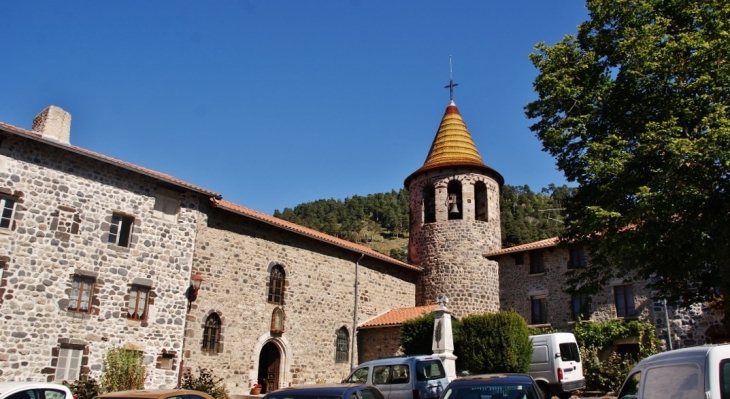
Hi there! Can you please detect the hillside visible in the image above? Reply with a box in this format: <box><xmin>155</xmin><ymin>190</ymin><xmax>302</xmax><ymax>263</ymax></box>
<box><xmin>273</xmin><ymin>184</ymin><xmax>572</xmax><ymax>261</ymax></box>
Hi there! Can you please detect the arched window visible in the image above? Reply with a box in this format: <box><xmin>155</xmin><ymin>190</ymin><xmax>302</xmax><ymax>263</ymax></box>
<box><xmin>335</xmin><ymin>327</ymin><xmax>349</xmax><ymax>363</ymax></box>
<box><xmin>271</xmin><ymin>307</ymin><xmax>285</xmax><ymax>334</ymax></box>
<box><xmin>447</xmin><ymin>180</ymin><xmax>463</xmax><ymax>220</ymax></box>
<box><xmin>423</xmin><ymin>184</ymin><xmax>436</xmax><ymax>223</ymax></box>
<box><xmin>475</xmin><ymin>181</ymin><xmax>488</xmax><ymax>222</ymax></box>
<box><xmin>202</xmin><ymin>313</ymin><xmax>221</xmax><ymax>353</ymax></box>
<box><xmin>268</xmin><ymin>265</ymin><xmax>285</xmax><ymax>305</ymax></box>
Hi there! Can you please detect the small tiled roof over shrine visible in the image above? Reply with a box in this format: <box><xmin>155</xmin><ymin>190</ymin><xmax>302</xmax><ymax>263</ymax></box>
<box><xmin>359</xmin><ymin>304</ymin><xmax>439</xmax><ymax>329</ymax></box>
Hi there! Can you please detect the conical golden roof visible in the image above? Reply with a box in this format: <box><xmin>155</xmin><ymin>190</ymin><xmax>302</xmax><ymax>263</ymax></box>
<box><xmin>404</xmin><ymin>100</ymin><xmax>503</xmax><ymax>187</ymax></box>
<box><xmin>422</xmin><ymin>101</ymin><xmax>486</xmax><ymax>169</ymax></box>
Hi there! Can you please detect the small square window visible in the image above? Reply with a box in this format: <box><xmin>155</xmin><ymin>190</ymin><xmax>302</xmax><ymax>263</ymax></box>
<box><xmin>0</xmin><ymin>197</ymin><xmax>17</xmax><ymax>229</ymax></box>
<box><xmin>568</xmin><ymin>247</ymin><xmax>587</xmax><ymax>269</ymax></box>
<box><xmin>571</xmin><ymin>294</ymin><xmax>590</xmax><ymax>321</ymax></box>
<box><xmin>68</xmin><ymin>275</ymin><xmax>95</xmax><ymax>313</ymax></box>
<box><xmin>55</xmin><ymin>347</ymin><xmax>82</xmax><ymax>381</ymax></box>
<box><xmin>530</xmin><ymin>251</ymin><xmax>545</xmax><ymax>274</ymax></box>
<box><xmin>531</xmin><ymin>296</ymin><xmax>548</xmax><ymax>324</ymax></box>
<box><xmin>127</xmin><ymin>285</ymin><xmax>150</xmax><ymax>320</ymax></box>
<box><xmin>109</xmin><ymin>213</ymin><xmax>134</xmax><ymax>247</ymax></box>
<box><xmin>153</xmin><ymin>188</ymin><xmax>180</xmax><ymax>222</ymax></box>
<box><xmin>514</xmin><ymin>253</ymin><xmax>524</xmax><ymax>265</ymax></box>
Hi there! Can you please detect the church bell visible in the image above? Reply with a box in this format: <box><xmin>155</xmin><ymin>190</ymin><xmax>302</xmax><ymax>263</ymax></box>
<box><xmin>448</xmin><ymin>194</ymin><xmax>460</xmax><ymax>214</ymax></box>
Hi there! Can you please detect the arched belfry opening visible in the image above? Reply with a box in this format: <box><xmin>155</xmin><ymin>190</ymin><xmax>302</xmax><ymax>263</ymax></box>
<box><xmin>447</xmin><ymin>180</ymin><xmax>463</xmax><ymax>220</ymax></box>
<box><xmin>475</xmin><ymin>181</ymin><xmax>488</xmax><ymax>222</ymax></box>
<box><xmin>423</xmin><ymin>184</ymin><xmax>436</xmax><ymax>223</ymax></box>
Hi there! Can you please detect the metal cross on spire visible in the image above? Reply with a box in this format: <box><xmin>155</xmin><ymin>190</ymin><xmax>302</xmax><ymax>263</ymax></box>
<box><xmin>444</xmin><ymin>55</ymin><xmax>459</xmax><ymax>101</ymax></box>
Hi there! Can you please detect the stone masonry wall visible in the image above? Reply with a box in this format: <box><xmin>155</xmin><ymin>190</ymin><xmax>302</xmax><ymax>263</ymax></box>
<box><xmin>182</xmin><ymin>204</ymin><xmax>419</xmax><ymax>396</ymax></box>
<box><xmin>0</xmin><ymin>136</ymin><xmax>203</xmax><ymax>387</ymax></box>
<box><xmin>357</xmin><ymin>327</ymin><xmax>403</xmax><ymax>363</ymax></box>
<box><xmin>497</xmin><ymin>245</ymin><xmax>724</xmax><ymax>348</ymax></box>
<box><xmin>408</xmin><ymin>168</ymin><xmax>501</xmax><ymax>318</ymax></box>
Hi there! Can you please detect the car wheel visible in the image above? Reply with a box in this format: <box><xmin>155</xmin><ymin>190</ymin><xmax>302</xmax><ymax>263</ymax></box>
<box><xmin>540</xmin><ymin>384</ymin><xmax>551</xmax><ymax>399</ymax></box>
<box><xmin>557</xmin><ymin>394</ymin><xmax>572</xmax><ymax>399</ymax></box>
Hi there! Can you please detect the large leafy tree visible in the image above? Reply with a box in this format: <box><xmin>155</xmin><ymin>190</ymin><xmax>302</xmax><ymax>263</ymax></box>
<box><xmin>525</xmin><ymin>0</ymin><xmax>730</xmax><ymax>328</ymax></box>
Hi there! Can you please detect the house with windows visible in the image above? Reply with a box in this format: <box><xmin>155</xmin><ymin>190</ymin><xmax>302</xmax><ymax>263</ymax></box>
<box><xmin>487</xmin><ymin>237</ymin><xmax>727</xmax><ymax>350</ymax></box>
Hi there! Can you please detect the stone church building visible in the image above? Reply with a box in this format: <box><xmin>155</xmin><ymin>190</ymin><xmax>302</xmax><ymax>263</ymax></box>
<box><xmin>0</xmin><ymin>98</ymin><xmax>723</xmax><ymax>395</ymax></box>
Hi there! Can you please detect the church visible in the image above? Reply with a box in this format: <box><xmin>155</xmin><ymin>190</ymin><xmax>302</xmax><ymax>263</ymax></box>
<box><xmin>0</xmin><ymin>92</ymin><xmax>723</xmax><ymax>395</ymax></box>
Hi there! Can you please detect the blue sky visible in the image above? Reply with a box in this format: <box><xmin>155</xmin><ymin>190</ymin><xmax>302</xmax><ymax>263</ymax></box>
<box><xmin>1</xmin><ymin>1</ymin><xmax>588</xmax><ymax>215</ymax></box>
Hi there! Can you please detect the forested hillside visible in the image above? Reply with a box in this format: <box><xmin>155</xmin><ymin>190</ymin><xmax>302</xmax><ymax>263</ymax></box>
<box><xmin>273</xmin><ymin>184</ymin><xmax>572</xmax><ymax>261</ymax></box>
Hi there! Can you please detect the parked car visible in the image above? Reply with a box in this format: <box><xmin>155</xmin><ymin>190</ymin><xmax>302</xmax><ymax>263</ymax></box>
<box><xmin>528</xmin><ymin>333</ymin><xmax>585</xmax><ymax>399</ymax></box>
<box><xmin>343</xmin><ymin>355</ymin><xmax>450</xmax><ymax>399</ymax></box>
<box><xmin>616</xmin><ymin>344</ymin><xmax>730</xmax><ymax>399</ymax></box>
<box><xmin>95</xmin><ymin>389</ymin><xmax>215</xmax><ymax>399</ymax></box>
<box><xmin>262</xmin><ymin>383</ymin><xmax>384</xmax><ymax>399</ymax></box>
<box><xmin>0</xmin><ymin>382</ymin><xmax>74</xmax><ymax>399</ymax></box>
<box><xmin>439</xmin><ymin>374</ymin><xmax>543</xmax><ymax>399</ymax></box>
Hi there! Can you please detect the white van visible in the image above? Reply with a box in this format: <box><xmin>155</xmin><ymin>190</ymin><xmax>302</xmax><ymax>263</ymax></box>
<box><xmin>343</xmin><ymin>355</ymin><xmax>449</xmax><ymax>399</ymax></box>
<box><xmin>616</xmin><ymin>344</ymin><xmax>730</xmax><ymax>399</ymax></box>
<box><xmin>529</xmin><ymin>333</ymin><xmax>586</xmax><ymax>399</ymax></box>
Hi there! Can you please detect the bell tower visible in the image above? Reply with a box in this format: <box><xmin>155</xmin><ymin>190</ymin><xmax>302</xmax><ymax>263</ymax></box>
<box><xmin>405</xmin><ymin>77</ymin><xmax>504</xmax><ymax>318</ymax></box>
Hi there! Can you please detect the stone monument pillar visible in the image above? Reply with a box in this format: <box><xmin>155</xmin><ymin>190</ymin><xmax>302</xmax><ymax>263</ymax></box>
<box><xmin>433</xmin><ymin>294</ymin><xmax>457</xmax><ymax>381</ymax></box>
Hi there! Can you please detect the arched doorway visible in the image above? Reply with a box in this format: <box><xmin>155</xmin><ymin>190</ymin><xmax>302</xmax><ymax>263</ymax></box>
<box><xmin>257</xmin><ymin>341</ymin><xmax>281</xmax><ymax>394</ymax></box>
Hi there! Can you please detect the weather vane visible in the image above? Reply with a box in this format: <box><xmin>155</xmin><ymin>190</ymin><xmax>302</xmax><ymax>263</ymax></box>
<box><xmin>444</xmin><ymin>55</ymin><xmax>459</xmax><ymax>101</ymax></box>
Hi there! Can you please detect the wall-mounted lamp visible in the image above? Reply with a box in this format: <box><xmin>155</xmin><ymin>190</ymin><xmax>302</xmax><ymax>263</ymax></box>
<box><xmin>185</xmin><ymin>271</ymin><xmax>204</xmax><ymax>311</ymax></box>
<box><xmin>448</xmin><ymin>194</ymin><xmax>459</xmax><ymax>214</ymax></box>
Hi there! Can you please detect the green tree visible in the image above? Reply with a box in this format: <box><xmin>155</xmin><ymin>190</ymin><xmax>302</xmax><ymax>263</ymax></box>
<box><xmin>458</xmin><ymin>311</ymin><xmax>532</xmax><ymax>374</ymax></box>
<box><xmin>526</xmin><ymin>0</ymin><xmax>730</xmax><ymax>328</ymax></box>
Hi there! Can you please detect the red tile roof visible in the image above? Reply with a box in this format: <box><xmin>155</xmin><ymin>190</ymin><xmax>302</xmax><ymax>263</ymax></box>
<box><xmin>0</xmin><ymin>121</ymin><xmax>222</xmax><ymax>199</ymax></box>
<box><xmin>212</xmin><ymin>199</ymin><xmax>423</xmax><ymax>272</ymax></box>
<box><xmin>483</xmin><ymin>237</ymin><xmax>560</xmax><ymax>258</ymax></box>
<box><xmin>359</xmin><ymin>304</ymin><xmax>439</xmax><ymax>329</ymax></box>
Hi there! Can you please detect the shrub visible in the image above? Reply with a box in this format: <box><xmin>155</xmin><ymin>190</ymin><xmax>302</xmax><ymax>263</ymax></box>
<box><xmin>580</xmin><ymin>347</ymin><xmax>635</xmax><ymax>394</ymax></box>
<box><xmin>99</xmin><ymin>348</ymin><xmax>147</xmax><ymax>392</ymax></box>
<box><xmin>458</xmin><ymin>311</ymin><xmax>532</xmax><ymax>374</ymax></box>
<box><xmin>63</xmin><ymin>374</ymin><xmax>101</xmax><ymax>399</ymax></box>
<box><xmin>180</xmin><ymin>367</ymin><xmax>230</xmax><ymax>399</ymax></box>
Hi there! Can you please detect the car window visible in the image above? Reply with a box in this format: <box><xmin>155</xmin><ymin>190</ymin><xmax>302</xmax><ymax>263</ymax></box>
<box><xmin>7</xmin><ymin>389</ymin><xmax>37</xmax><ymax>399</ymax></box>
<box><xmin>443</xmin><ymin>384</ymin><xmax>538</xmax><ymax>399</ymax></box>
<box><xmin>558</xmin><ymin>343</ymin><xmax>580</xmax><ymax>362</ymax></box>
<box><xmin>373</xmin><ymin>365</ymin><xmax>392</xmax><ymax>385</ymax></box>
<box><xmin>617</xmin><ymin>371</ymin><xmax>641</xmax><ymax>399</ymax></box>
<box><xmin>361</xmin><ymin>388</ymin><xmax>384</xmax><ymax>399</ymax></box>
<box><xmin>345</xmin><ymin>367</ymin><xmax>370</xmax><ymax>383</ymax></box>
<box><xmin>167</xmin><ymin>396</ymin><xmax>185</xmax><ymax>399</ymax></box>
<box><xmin>187</xmin><ymin>395</ymin><xmax>209</xmax><ymax>399</ymax></box>
<box><xmin>415</xmin><ymin>360</ymin><xmax>446</xmax><ymax>381</ymax></box>
<box><xmin>391</xmin><ymin>364</ymin><xmax>410</xmax><ymax>384</ymax></box>
<box><xmin>721</xmin><ymin>359</ymin><xmax>730</xmax><ymax>399</ymax></box>
<box><xmin>643</xmin><ymin>364</ymin><xmax>700</xmax><ymax>399</ymax></box>
<box><xmin>43</xmin><ymin>390</ymin><xmax>68</xmax><ymax>399</ymax></box>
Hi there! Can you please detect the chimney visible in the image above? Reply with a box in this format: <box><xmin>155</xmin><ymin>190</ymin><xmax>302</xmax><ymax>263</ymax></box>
<box><xmin>32</xmin><ymin>105</ymin><xmax>71</xmax><ymax>144</ymax></box>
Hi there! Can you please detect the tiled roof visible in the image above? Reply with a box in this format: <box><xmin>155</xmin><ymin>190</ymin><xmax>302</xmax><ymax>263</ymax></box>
<box><xmin>405</xmin><ymin>101</ymin><xmax>504</xmax><ymax>187</ymax></box>
<box><xmin>359</xmin><ymin>304</ymin><xmax>439</xmax><ymax>329</ymax></box>
<box><xmin>422</xmin><ymin>101</ymin><xmax>486</xmax><ymax>170</ymax></box>
<box><xmin>211</xmin><ymin>199</ymin><xmax>423</xmax><ymax>272</ymax></box>
<box><xmin>0</xmin><ymin>121</ymin><xmax>222</xmax><ymax>199</ymax></box>
<box><xmin>483</xmin><ymin>237</ymin><xmax>560</xmax><ymax>258</ymax></box>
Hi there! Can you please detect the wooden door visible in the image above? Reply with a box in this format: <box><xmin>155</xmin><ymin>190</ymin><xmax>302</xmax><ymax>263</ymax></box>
<box><xmin>258</xmin><ymin>342</ymin><xmax>281</xmax><ymax>394</ymax></box>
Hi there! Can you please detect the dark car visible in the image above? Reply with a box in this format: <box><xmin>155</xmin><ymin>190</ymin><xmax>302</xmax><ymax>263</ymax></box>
<box><xmin>440</xmin><ymin>374</ymin><xmax>543</xmax><ymax>399</ymax></box>
<box><xmin>262</xmin><ymin>383</ymin><xmax>384</xmax><ymax>399</ymax></box>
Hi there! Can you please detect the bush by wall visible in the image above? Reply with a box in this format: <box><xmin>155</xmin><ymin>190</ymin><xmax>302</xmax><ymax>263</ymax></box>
<box><xmin>98</xmin><ymin>347</ymin><xmax>147</xmax><ymax>392</ymax></box>
<box><xmin>180</xmin><ymin>367</ymin><xmax>230</xmax><ymax>399</ymax></box>
<box><xmin>63</xmin><ymin>374</ymin><xmax>101</xmax><ymax>399</ymax></box>
<box><xmin>458</xmin><ymin>311</ymin><xmax>532</xmax><ymax>374</ymax></box>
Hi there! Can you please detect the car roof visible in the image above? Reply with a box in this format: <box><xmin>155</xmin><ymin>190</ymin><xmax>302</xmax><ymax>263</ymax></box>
<box><xmin>358</xmin><ymin>355</ymin><xmax>442</xmax><ymax>366</ymax></box>
<box><xmin>633</xmin><ymin>344</ymin><xmax>730</xmax><ymax>370</ymax></box>
<box><xmin>265</xmin><ymin>384</ymin><xmax>370</xmax><ymax>395</ymax></box>
<box><xmin>448</xmin><ymin>374</ymin><xmax>536</xmax><ymax>386</ymax></box>
<box><xmin>97</xmin><ymin>389</ymin><xmax>214</xmax><ymax>399</ymax></box>
<box><xmin>0</xmin><ymin>382</ymin><xmax>72</xmax><ymax>394</ymax></box>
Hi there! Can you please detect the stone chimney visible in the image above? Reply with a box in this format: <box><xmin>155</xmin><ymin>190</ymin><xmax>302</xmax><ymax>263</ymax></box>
<box><xmin>32</xmin><ymin>105</ymin><xmax>71</xmax><ymax>144</ymax></box>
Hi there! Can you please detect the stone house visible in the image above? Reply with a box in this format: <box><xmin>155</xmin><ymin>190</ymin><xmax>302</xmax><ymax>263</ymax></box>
<box><xmin>487</xmin><ymin>237</ymin><xmax>727</xmax><ymax>351</ymax></box>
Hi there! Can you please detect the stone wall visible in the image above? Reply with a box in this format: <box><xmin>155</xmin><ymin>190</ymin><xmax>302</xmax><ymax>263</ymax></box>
<box><xmin>0</xmin><ymin>135</ymin><xmax>203</xmax><ymax>387</ymax></box>
<box><xmin>408</xmin><ymin>169</ymin><xmax>501</xmax><ymax>318</ymax></box>
<box><xmin>182</xmin><ymin>204</ymin><xmax>419</xmax><ymax>396</ymax></box>
<box><xmin>357</xmin><ymin>327</ymin><xmax>403</xmax><ymax>362</ymax></box>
